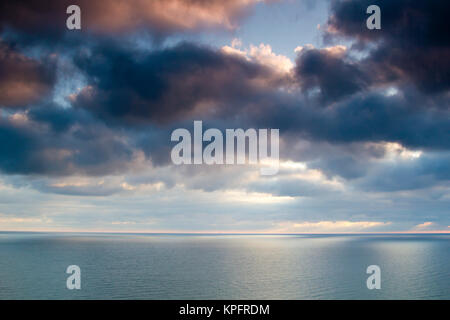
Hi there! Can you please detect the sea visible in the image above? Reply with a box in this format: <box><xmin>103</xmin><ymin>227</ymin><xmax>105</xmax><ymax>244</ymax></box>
<box><xmin>0</xmin><ymin>232</ymin><xmax>448</xmax><ymax>299</ymax></box>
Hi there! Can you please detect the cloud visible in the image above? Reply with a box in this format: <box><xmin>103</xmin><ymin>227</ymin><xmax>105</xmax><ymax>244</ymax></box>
<box><xmin>254</xmin><ymin>89</ymin><xmax>450</xmax><ymax>153</ymax></box>
<box><xmin>414</xmin><ymin>222</ymin><xmax>433</xmax><ymax>229</ymax></box>
<box><xmin>0</xmin><ymin>0</ymin><xmax>263</xmax><ymax>39</ymax></box>
<box><xmin>71</xmin><ymin>41</ymin><xmax>284</xmax><ymax>125</ymax></box>
<box><xmin>0</xmin><ymin>214</ymin><xmax>52</xmax><ymax>224</ymax></box>
<box><xmin>274</xmin><ymin>220</ymin><xmax>391</xmax><ymax>233</ymax></box>
<box><xmin>0</xmin><ymin>39</ymin><xmax>288</xmax><ymax>177</ymax></box>
<box><xmin>223</xmin><ymin>41</ymin><xmax>295</xmax><ymax>74</ymax></box>
<box><xmin>294</xmin><ymin>45</ymin><xmax>369</xmax><ymax>101</ymax></box>
<box><xmin>356</xmin><ymin>152</ymin><xmax>450</xmax><ymax>192</ymax></box>
<box><xmin>0</xmin><ymin>42</ymin><xmax>56</xmax><ymax>107</ymax></box>
<box><xmin>1</xmin><ymin>40</ymin><xmax>448</xmax><ymax>185</ymax></box>
<box><xmin>325</xmin><ymin>0</ymin><xmax>450</xmax><ymax>94</ymax></box>
<box><xmin>0</xmin><ymin>105</ymin><xmax>139</xmax><ymax>175</ymax></box>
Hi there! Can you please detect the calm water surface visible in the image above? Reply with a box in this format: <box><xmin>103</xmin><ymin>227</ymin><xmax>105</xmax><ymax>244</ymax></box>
<box><xmin>0</xmin><ymin>232</ymin><xmax>448</xmax><ymax>299</ymax></box>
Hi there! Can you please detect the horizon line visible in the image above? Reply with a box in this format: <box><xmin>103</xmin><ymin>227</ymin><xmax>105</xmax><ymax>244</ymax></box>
<box><xmin>1</xmin><ymin>230</ymin><xmax>449</xmax><ymax>235</ymax></box>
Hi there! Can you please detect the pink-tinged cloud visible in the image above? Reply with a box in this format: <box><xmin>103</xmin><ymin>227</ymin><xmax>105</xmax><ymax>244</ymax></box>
<box><xmin>0</xmin><ymin>43</ymin><xmax>55</xmax><ymax>107</ymax></box>
<box><xmin>84</xmin><ymin>0</ymin><xmax>263</xmax><ymax>33</ymax></box>
<box><xmin>0</xmin><ymin>0</ymin><xmax>265</xmax><ymax>36</ymax></box>
<box><xmin>414</xmin><ymin>222</ymin><xmax>434</xmax><ymax>229</ymax></box>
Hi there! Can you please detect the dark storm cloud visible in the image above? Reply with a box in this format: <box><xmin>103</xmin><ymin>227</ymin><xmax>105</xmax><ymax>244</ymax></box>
<box><xmin>326</xmin><ymin>0</ymin><xmax>450</xmax><ymax>94</ymax></box>
<box><xmin>0</xmin><ymin>42</ymin><xmax>56</xmax><ymax>107</ymax></box>
<box><xmin>327</xmin><ymin>0</ymin><xmax>448</xmax><ymax>46</ymax></box>
<box><xmin>357</xmin><ymin>152</ymin><xmax>450</xmax><ymax>192</ymax></box>
<box><xmin>251</xmin><ymin>88</ymin><xmax>450</xmax><ymax>152</ymax></box>
<box><xmin>71</xmin><ymin>41</ymin><xmax>282</xmax><ymax>125</ymax></box>
<box><xmin>0</xmin><ymin>106</ymin><xmax>136</xmax><ymax>175</ymax></box>
<box><xmin>27</xmin><ymin>104</ymin><xmax>80</xmax><ymax>133</ymax></box>
<box><xmin>294</xmin><ymin>47</ymin><xmax>370</xmax><ymax>102</ymax></box>
<box><xmin>306</xmin><ymin>93</ymin><xmax>450</xmax><ymax>149</ymax></box>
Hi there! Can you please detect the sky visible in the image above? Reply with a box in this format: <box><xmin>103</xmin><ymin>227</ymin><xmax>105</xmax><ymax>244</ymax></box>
<box><xmin>0</xmin><ymin>0</ymin><xmax>449</xmax><ymax>233</ymax></box>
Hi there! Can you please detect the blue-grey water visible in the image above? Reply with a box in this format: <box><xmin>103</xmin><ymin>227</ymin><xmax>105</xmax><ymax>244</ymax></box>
<box><xmin>0</xmin><ymin>232</ymin><xmax>448</xmax><ymax>299</ymax></box>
